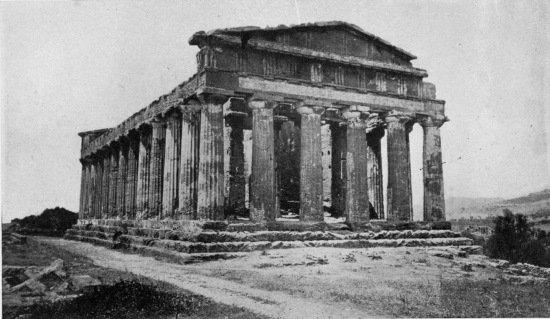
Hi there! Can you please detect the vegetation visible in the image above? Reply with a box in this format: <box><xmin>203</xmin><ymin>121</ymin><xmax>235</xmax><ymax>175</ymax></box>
<box><xmin>24</xmin><ymin>279</ymin><xmax>209</xmax><ymax>319</ymax></box>
<box><xmin>10</xmin><ymin>207</ymin><xmax>77</xmax><ymax>236</ymax></box>
<box><xmin>485</xmin><ymin>209</ymin><xmax>550</xmax><ymax>267</ymax></box>
<box><xmin>2</xmin><ymin>237</ymin><xmax>267</xmax><ymax>319</ymax></box>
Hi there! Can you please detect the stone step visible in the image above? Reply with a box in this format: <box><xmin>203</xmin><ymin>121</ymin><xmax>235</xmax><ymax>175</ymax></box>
<box><xmin>76</xmin><ymin>219</ymin><xmax>452</xmax><ymax>233</ymax></box>
<box><xmin>64</xmin><ymin>233</ymin><xmax>473</xmax><ymax>254</ymax></box>
<box><xmin>66</xmin><ymin>228</ymin><xmax>461</xmax><ymax>243</ymax></box>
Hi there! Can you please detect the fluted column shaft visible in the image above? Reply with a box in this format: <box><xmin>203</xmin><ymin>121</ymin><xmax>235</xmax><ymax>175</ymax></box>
<box><xmin>420</xmin><ymin>116</ymin><xmax>446</xmax><ymax>221</ymax></box>
<box><xmin>226</xmin><ymin>115</ymin><xmax>246</xmax><ymax>217</ymax></box>
<box><xmin>94</xmin><ymin>158</ymin><xmax>103</xmax><ymax>219</ymax></box>
<box><xmin>162</xmin><ymin>113</ymin><xmax>182</xmax><ymax>219</ymax></box>
<box><xmin>148</xmin><ymin>120</ymin><xmax>166</xmax><ymax>219</ymax></box>
<box><xmin>108</xmin><ymin>146</ymin><xmax>119</xmax><ymax>218</ymax></box>
<box><xmin>136</xmin><ymin>127</ymin><xmax>152</xmax><ymax>219</ymax></box>
<box><xmin>125</xmin><ymin>136</ymin><xmax>139</xmax><ymax>219</ymax></box>
<box><xmin>178</xmin><ymin>106</ymin><xmax>201</xmax><ymax>219</ymax></box>
<box><xmin>88</xmin><ymin>162</ymin><xmax>96</xmax><ymax>218</ymax></box>
<box><xmin>197</xmin><ymin>96</ymin><xmax>225</xmax><ymax>220</ymax></box>
<box><xmin>116</xmin><ymin>142</ymin><xmax>128</xmax><ymax>218</ymax></box>
<box><xmin>386</xmin><ymin>113</ymin><xmax>413</xmax><ymax>221</ymax></box>
<box><xmin>366</xmin><ymin>123</ymin><xmax>385</xmax><ymax>219</ymax></box>
<box><xmin>79</xmin><ymin>162</ymin><xmax>86</xmax><ymax>219</ymax></box>
<box><xmin>100</xmin><ymin>151</ymin><xmax>111</xmax><ymax>218</ymax></box>
<box><xmin>249</xmin><ymin>100</ymin><xmax>276</xmax><ymax>222</ymax></box>
<box><xmin>298</xmin><ymin>106</ymin><xmax>324</xmax><ymax>222</ymax></box>
<box><xmin>330</xmin><ymin>123</ymin><xmax>347</xmax><ymax>216</ymax></box>
<box><xmin>344</xmin><ymin>111</ymin><xmax>370</xmax><ymax>226</ymax></box>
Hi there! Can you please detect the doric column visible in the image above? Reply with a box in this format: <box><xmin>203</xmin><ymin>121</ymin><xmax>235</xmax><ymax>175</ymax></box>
<box><xmin>116</xmin><ymin>140</ymin><xmax>129</xmax><ymax>219</ymax></box>
<box><xmin>136</xmin><ymin>126</ymin><xmax>152</xmax><ymax>219</ymax></box>
<box><xmin>108</xmin><ymin>145</ymin><xmax>119</xmax><ymax>218</ymax></box>
<box><xmin>343</xmin><ymin>111</ymin><xmax>370</xmax><ymax>226</ymax></box>
<box><xmin>226</xmin><ymin>112</ymin><xmax>247</xmax><ymax>217</ymax></box>
<box><xmin>83</xmin><ymin>161</ymin><xmax>92</xmax><ymax>219</ymax></box>
<box><xmin>273</xmin><ymin>120</ymin><xmax>283</xmax><ymax>218</ymax></box>
<box><xmin>100</xmin><ymin>150</ymin><xmax>111</xmax><ymax>218</ymax></box>
<box><xmin>297</xmin><ymin>105</ymin><xmax>324</xmax><ymax>222</ymax></box>
<box><xmin>419</xmin><ymin>115</ymin><xmax>447</xmax><ymax>221</ymax></box>
<box><xmin>162</xmin><ymin>112</ymin><xmax>182</xmax><ymax>219</ymax></box>
<box><xmin>79</xmin><ymin>161</ymin><xmax>86</xmax><ymax>219</ymax></box>
<box><xmin>330</xmin><ymin>122</ymin><xmax>347</xmax><ymax>216</ymax></box>
<box><xmin>125</xmin><ymin>133</ymin><xmax>140</xmax><ymax>219</ymax></box>
<box><xmin>366</xmin><ymin>115</ymin><xmax>385</xmax><ymax>219</ymax></box>
<box><xmin>88</xmin><ymin>161</ymin><xmax>96</xmax><ymax>219</ymax></box>
<box><xmin>148</xmin><ymin>119</ymin><xmax>166</xmax><ymax>219</ymax></box>
<box><xmin>248</xmin><ymin>99</ymin><xmax>276</xmax><ymax>222</ymax></box>
<box><xmin>178</xmin><ymin>104</ymin><xmax>201</xmax><ymax>219</ymax></box>
<box><xmin>94</xmin><ymin>157</ymin><xmax>103</xmax><ymax>219</ymax></box>
<box><xmin>385</xmin><ymin>112</ymin><xmax>414</xmax><ymax>221</ymax></box>
<box><xmin>197</xmin><ymin>94</ymin><xmax>226</xmax><ymax>220</ymax></box>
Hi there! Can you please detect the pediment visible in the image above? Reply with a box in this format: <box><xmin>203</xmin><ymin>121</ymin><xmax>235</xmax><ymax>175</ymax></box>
<box><xmin>212</xmin><ymin>22</ymin><xmax>415</xmax><ymax>67</ymax></box>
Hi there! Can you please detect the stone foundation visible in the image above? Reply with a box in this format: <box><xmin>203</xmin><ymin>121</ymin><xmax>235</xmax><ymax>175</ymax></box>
<box><xmin>66</xmin><ymin>218</ymin><xmax>470</xmax><ymax>257</ymax></box>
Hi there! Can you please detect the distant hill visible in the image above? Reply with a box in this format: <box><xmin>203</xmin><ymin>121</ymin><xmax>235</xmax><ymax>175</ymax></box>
<box><xmin>447</xmin><ymin>189</ymin><xmax>550</xmax><ymax>220</ymax></box>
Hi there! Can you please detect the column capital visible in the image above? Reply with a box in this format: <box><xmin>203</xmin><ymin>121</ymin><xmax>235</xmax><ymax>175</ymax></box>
<box><xmin>417</xmin><ymin>115</ymin><xmax>448</xmax><ymax>128</ymax></box>
<box><xmin>248</xmin><ymin>99</ymin><xmax>277</xmax><ymax>110</ymax></box>
<box><xmin>296</xmin><ymin>105</ymin><xmax>325</xmax><ymax>115</ymax></box>
<box><xmin>384</xmin><ymin>111</ymin><xmax>415</xmax><ymax>124</ymax></box>
<box><xmin>343</xmin><ymin>111</ymin><xmax>369</xmax><ymax>129</ymax></box>
<box><xmin>150</xmin><ymin>117</ymin><xmax>166</xmax><ymax>128</ymax></box>
<box><xmin>196</xmin><ymin>92</ymin><xmax>228</xmax><ymax>105</ymax></box>
<box><xmin>366</xmin><ymin>114</ymin><xmax>386</xmax><ymax>135</ymax></box>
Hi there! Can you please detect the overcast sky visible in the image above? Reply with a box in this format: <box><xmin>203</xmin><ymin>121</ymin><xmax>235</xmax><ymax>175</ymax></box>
<box><xmin>1</xmin><ymin>0</ymin><xmax>549</xmax><ymax>222</ymax></box>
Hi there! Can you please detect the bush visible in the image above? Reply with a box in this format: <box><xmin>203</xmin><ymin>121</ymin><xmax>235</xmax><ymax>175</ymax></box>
<box><xmin>485</xmin><ymin>209</ymin><xmax>550</xmax><ymax>267</ymax></box>
<box><xmin>11</xmin><ymin>207</ymin><xmax>77</xmax><ymax>236</ymax></box>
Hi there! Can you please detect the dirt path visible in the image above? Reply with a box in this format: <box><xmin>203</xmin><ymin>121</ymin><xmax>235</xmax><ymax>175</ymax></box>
<box><xmin>38</xmin><ymin>237</ymin><xmax>377</xmax><ymax>319</ymax></box>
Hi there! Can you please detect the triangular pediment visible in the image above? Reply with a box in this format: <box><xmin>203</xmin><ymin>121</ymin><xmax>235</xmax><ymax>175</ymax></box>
<box><xmin>211</xmin><ymin>21</ymin><xmax>415</xmax><ymax>67</ymax></box>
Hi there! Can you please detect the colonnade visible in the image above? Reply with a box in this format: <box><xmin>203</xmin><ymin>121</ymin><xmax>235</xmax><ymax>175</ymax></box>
<box><xmin>79</xmin><ymin>94</ymin><xmax>446</xmax><ymax>224</ymax></box>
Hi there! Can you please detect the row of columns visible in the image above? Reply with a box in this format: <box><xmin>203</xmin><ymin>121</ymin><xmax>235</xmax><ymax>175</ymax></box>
<box><xmin>79</xmin><ymin>95</ymin><xmax>446</xmax><ymax>224</ymax></box>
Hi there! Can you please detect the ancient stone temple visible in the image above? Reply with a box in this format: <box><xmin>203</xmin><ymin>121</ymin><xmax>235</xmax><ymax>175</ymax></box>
<box><xmin>78</xmin><ymin>22</ymin><xmax>447</xmax><ymax>228</ymax></box>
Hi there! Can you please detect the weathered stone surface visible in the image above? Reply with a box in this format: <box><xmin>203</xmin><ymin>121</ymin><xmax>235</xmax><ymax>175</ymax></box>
<box><xmin>78</xmin><ymin>23</ymin><xmax>448</xmax><ymax>231</ymax></box>
<box><xmin>197</xmin><ymin>97</ymin><xmax>225</xmax><ymax>220</ymax></box>
<box><xmin>249</xmin><ymin>101</ymin><xmax>276</xmax><ymax>222</ymax></box>
<box><xmin>148</xmin><ymin>120</ymin><xmax>166</xmax><ymax>218</ymax></box>
<box><xmin>418</xmin><ymin>115</ymin><xmax>446</xmax><ymax>221</ymax></box>
<box><xmin>366</xmin><ymin>121</ymin><xmax>385</xmax><ymax>219</ymax></box>
<box><xmin>344</xmin><ymin>111</ymin><xmax>370</xmax><ymax>226</ymax></box>
<box><xmin>178</xmin><ymin>107</ymin><xmax>201</xmax><ymax>219</ymax></box>
<box><xmin>385</xmin><ymin>112</ymin><xmax>413</xmax><ymax>221</ymax></box>
<box><xmin>298</xmin><ymin>106</ymin><xmax>324</xmax><ymax>222</ymax></box>
<box><xmin>330</xmin><ymin>123</ymin><xmax>346</xmax><ymax>216</ymax></box>
<box><xmin>136</xmin><ymin>126</ymin><xmax>152</xmax><ymax>219</ymax></box>
<box><xmin>70</xmin><ymin>275</ymin><xmax>101</xmax><ymax>292</ymax></box>
<box><xmin>162</xmin><ymin>113</ymin><xmax>182</xmax><ymax>219</ymax></box>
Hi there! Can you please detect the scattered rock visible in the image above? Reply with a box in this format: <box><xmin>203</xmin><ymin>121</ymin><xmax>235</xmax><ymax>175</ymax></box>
<box><xmin>70</xmin><ymin>275</ymin><xmax>101</xmax><ymax>292</ymax></box>
<box><xmin>342</xmin><ymin>253</ymin><xmax>356</xmax><ymax>263</ymax></box>
<box><xmin>459</xmin><ymin>246</ymin><xmax>483</xmax><ymax>255</ymax></box>
<box><xmin>428</xmin><ymin>250</ymin><xmax>453</xmax><ymax>259</ymax></box>
<box><xmin>460</xmin><ymin>263</ymin><xmax>473</xmax><ymax>272</ymax></box>
<box><xmin>496</xmin><ymin>260</ymin><xmax>510</xmax><ymax>269</ymax></box>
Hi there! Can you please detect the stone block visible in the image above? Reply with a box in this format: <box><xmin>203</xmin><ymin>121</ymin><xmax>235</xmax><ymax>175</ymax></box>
<box><xmin>70</xmin><ymin>275</ymin><xmax>101</xmax><ymax>293</ymax></box>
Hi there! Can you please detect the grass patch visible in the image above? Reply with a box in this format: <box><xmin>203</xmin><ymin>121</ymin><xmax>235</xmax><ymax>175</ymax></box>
<box><xmin>437</xmin><ymin>278</ymin><xmax>550</xmax><ymax>318</ymax></box>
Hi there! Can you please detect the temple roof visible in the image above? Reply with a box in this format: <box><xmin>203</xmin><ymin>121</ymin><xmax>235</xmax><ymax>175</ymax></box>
<box><xmin>189</xmin><ymin>21</ymin><xmax>417</xmax><ymax>60</ymax></box>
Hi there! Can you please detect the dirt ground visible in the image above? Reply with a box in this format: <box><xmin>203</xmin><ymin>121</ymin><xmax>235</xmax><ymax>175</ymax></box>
<box><xmin>34</xmin><ymin>237</ymin><xmax>550</xmax><ymax>318</ymax></box>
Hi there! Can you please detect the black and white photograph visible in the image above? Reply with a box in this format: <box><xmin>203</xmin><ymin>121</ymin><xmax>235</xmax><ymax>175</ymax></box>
<box><xmin>1</xmin><ymin>0</ymin><xmax>549</xmax><ymax>318</ymax></box>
